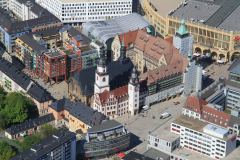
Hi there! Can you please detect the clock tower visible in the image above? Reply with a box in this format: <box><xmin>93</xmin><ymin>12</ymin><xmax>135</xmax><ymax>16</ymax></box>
<box><xmin>94</xmin><ymin>45</ymin><xmax>110</xmax><ymax>94</ymax></box>
<box><xmin>128</xmin><ymin>66</ymin><xmax>140</xmax><ymax>116</ymax></box>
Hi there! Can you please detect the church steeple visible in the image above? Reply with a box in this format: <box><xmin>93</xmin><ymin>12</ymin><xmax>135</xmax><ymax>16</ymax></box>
<box><xmin>118</xmin><ymin>34</ymin><xmax>128</xmax><ymax>64</ymax></box>
<box><xmin>129</xmin><ymin>66</ymin><xmax>139</xmax><ymax>85</ymax></box>
<box><xmin>98</xmin><ymin>45</ymin><xmax>108</xmax><ymax>69</ymax></box>
<box><xmin>176</xmin><ymin>19</ymin><xmax>189</xmax><ymax>36</ymax></box>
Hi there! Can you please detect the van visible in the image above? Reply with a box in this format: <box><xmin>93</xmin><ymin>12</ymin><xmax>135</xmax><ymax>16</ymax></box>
<box><xmin>160</xmin><ymin>112</ymin><xmax>171</xmax><ymax>119</ymax></box>
<box><xmin>202</xmin><ymin>70</ymin><xmax>207</xmax><ymax>76</ymax></box>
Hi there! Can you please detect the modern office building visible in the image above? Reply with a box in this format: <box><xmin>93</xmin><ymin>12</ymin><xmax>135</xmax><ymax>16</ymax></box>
<box><xmin>0</xmin><ymin>6</ymin><xmax>61</xmax><ymax>54</ymax></box>
<box><xmin>143</xmin><ymin>0</ymin><xmax>240</xmax><ymax>62</ymax></box>
<box><xmin>16</xmin><ymin>24</ymin><xmax>98</xmax><ymax>85</ymax></box>
<box><xmin>79</xmin><ymin>120</ymin><xmax>131</xmax><ymax>159</ymax></box>
<box><xmin>36</xmin><ymin>0</ymin><xmax>132</xmax><ymax>26</ymax></box>
<box><xmin>9</xmin><ymin>0</ymin><xmax>53</xmax><ymax>21</ymax></box>
<box><xmin>228</xmin><ymin>55</ymin><xmax>240</xmax><ymax>83</ymax></box>
<box><xmin>171</xmin><ymin>115</ymin><xmax>237</xmax><ymax>160</ymax></box>
<box><xmin>11</xmin><ymin>129</ymin><xmax>76</xmax><ymax>160</ymax></box>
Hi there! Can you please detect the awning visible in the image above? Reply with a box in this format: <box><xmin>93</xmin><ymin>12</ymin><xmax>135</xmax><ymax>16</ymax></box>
<box><xmin>201</xmin><ymin>55</ymin><xmax>208</xmax><ymax>58</ymax></box>
<box><xmin>118</xmin><ymin>153</ymin><xmax>125</xmax><ymax>157</ymax></box>
<box><xmin>217</xmin><ymin>60</ymin><xmax>223</xmax><ymax>63</ymax></box>
<box><xmin>193</xmin><ymin>53</ymin><xmax>200</xmax><ymax>56</ymax></box>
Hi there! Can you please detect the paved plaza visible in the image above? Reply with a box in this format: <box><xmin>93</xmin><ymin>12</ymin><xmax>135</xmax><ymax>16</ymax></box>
<box><xmin>114</xmin><ymin>96</ymin><xmax>187</xmax><ymax>154</ymax></box>
<box><xmin>33</xmin><ymin>78</ymin><xmax>68</xmax><ymax>100</ymax></box>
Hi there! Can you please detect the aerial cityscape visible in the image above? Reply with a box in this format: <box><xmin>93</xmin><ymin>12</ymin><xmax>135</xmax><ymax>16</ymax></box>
<box><xmin>0</xmin><ymin>0</ymin><xmax>240</xmax><ymax>160</ymax></box>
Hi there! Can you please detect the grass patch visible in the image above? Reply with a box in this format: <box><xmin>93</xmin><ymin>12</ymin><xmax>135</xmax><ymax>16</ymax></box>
<box><xmin>223</xmin><ymin>109</ymin><xmax>231</xmax><ymax>114</ymax></box>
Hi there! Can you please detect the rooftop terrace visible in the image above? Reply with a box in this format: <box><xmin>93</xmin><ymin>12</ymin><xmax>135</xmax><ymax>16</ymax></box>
<box><xmin>150</xmin><ymin>118</ymin><xmax>180</xmax><ymax>142</ymax></box>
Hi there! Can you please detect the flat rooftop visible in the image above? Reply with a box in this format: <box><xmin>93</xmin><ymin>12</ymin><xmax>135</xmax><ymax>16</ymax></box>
<box><xmin>217</xmin><ymin>4</ymin><xmax>240</xmax><ymax>31</ymax></box>
<box><xmin>171</xmin><ymin>1</ymin><xmax>221</xmax><ymax>24</ymax></box>
<box><xmin>195</xmin><ymin>0</ymin><xmax>240</xmax><ymax>28</ymax></box>
<box><xmin>150</xmin><ymin>118</ymin><xmax>180</xmax><ymax>142</ymax></box>
<box><xmin>172</xmin><ymin>147</ymin><xmax>214</xmax><ymax>160</ymax></box>
<box><xmin>46</xmin><ymin>51</ymin><xmax>65</xmax><ymax>58</ymax></box>
<box><xmin>173</xmin><ymin>115</ymin><xmax>235</xmax><ymax>141</ymax></box>
<box><xmin>11</xmin><ymin>129</ymin><xmax>76</xmax><ymax>160</ymax></box>
<box><xmin>148</xmin><ymin>0</ymin><xmax>184</xmax><ymax>17</ymax></box>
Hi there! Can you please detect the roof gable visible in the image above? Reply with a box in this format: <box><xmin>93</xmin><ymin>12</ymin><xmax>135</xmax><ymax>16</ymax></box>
<box><xmin>183</xmin><ymin>97</ymin><xmax>208</xmax><ymax>114</ymax></box>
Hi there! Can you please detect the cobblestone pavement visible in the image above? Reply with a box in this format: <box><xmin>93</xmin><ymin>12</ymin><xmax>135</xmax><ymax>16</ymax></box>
<box><xmin>114</xmin><ymin>96</ymin><xmax>187</xmax><ymax>154</ymax></box>
<box><xmin>33</xmin><ymin>78</ymin><xmax>68</xmax><ymax>100</ymax></box>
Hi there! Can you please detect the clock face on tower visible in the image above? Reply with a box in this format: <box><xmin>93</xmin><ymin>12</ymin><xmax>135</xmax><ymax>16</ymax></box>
<box><xmin>134</xmin><ymin>86</ymin><xmax>139</xmax><ymax>92</ymax></box>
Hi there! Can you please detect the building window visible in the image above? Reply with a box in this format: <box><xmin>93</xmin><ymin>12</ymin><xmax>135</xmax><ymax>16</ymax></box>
<box><xmin>103</xmin><ymin>77</ymin><xmax>106</xmax><ymax>82</ymax></box>
<box><xmin>97</xmin><ymin>76</ymin><xmax>98</xmax><ymax>80</ymax></box>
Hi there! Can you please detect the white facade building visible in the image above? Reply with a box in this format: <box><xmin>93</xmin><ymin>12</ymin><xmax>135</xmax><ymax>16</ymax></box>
<box><xmin>0</xmin><ymin>0</ymin><xmax>8</xmax><ymax>9</ymax></box>
<box><xmin>171</xmin><ymin>115</ymin><xmax>237</xmax><ymax>160</ymax></box>
<box><xmin>35</xmin><ymin>0</ymin><xmax>132</xmax><ymax>26</ymax></box>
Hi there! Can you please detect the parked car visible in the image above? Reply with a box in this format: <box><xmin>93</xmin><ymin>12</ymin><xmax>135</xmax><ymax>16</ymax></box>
<box><xmin>160</xmin><ymin>112</ymin><xmax>171</xmax><ymax>119</ymax></box>
<box><xmin>173</xmin><ymin>101</ymin><xmax>180</xmax><ymax>105</ymax></box>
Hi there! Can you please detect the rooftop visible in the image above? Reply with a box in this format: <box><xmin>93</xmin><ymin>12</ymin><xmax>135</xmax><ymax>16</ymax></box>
<box><xmin>204</xmin><ymin>124</ymin><xmax>228</xmax><ymax>138</ymax></box>
<box><xmin>87</xmin><ymin>120</ymin><xmax>122</xmax><ymax>133</ymax></box>
<box><xmin>27</xmin><ymin>83</ymin><xmax>53</xmax><ymax>103</ymax></box>
<box><xmin>83</xmin><ymin>13</ymin><xmax>151</xmax><ymax>43</ymax></box>
<box><xmin>6</xmin><ymin>113</ymin><xmax>55</xmax><ymax>135</ymax></box>
<box><xmin>122</xmin><ymin>151</ymin><xmax>154</xmax><ymax>160</ymax></box>
<box><xmin>11</xmin><ymin>129</ymin><xmax>76</xmax><ymax>160</ymax></box>
<box><xmin>150</xmin><ymin>117</ymin><xmax>180</xmax><ymax>142</ymax></box>
<box><xmin>58</xmin><ymin>0</ymin><xmax>129</xmax><ymax>3</ymax></box>
<box><xmin>72</xmin><ymin>57</ymin><xmax>133</xmax><ymax>96</ymax></box>
<box><xmin>147</xmin><ymin>0</ymin><xmax>184</xmax><ymax>17</ymax></box>
<box><xmin>170</xmin><ymin>1</ymin><xmax>221</xmax><ymax>24</ymax></box>
<box><xmin>228</xmin><ymin>55</ymin><xmax>240</xmax><ymax>75</ymax></box>
<box><xmin>45</xmin><ymin>49</ymin><xmax>65</xmax><ymax>58</ymax></box>
<box><xmin>143</xmin><ymin>148</ymin><xmax>170</xmax><ymax>160</ymax></box>
<box><xmin>173</xmin><ymin>115</ymin><xmax>235</xmax><ymax>141</ymax></box>
<box><xmin>49</xmin><ymin>98</ymin><xmax>74</xmax><ymax>112</ymax></box>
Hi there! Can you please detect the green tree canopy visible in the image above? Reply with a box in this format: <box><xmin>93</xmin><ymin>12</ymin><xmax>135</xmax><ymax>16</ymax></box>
<box><xmin>0</xmin><ymin>91</ymin><xmax>35</xmax><ymax>129</ymax></box>
<box><xmin>36</xmin><ymin>124</ymin><xmax>58</xmax><ymax>139</ymax></box>
<box><xmin>0</xmin><ymin>140</ymin><xmax>16</xmax><ymax>160</ymax></box>
<box><xmin>19</xmin><ymin>135</ymin><xmax>42</xmax><ymax>152</ymax></box>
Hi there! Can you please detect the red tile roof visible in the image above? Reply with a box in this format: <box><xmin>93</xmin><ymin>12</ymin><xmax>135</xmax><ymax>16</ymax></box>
<box><xmin>118</xmin><ymin>29</ymin><xmax>143</xmax><ymax>50</ymax></box>
<box><xmin>201</xmin><ymin>105</ymin><xmax>231</xmax><ymax>128</ymax></box>
<box><xmin>183</xmin><ymin>97</ymin><xmax>208</xmax><ymax>114</ymax></box>
<box><xmin>139</xmin><ymin>59</ymin><xmax>188</xmax><ymax>85</ymax></box>
<box><xmin>98</xmin><ymin>85</ymin><xmax>128</xmax><ymax>103</ymax></box>
<box><xmin>165</xmin><ymin>36</ymin><xmax>173</xmax><ymax>45</ymax></box>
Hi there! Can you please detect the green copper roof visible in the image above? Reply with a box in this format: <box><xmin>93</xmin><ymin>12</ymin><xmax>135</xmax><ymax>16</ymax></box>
<box><xmin>176</xmin><ymin>19</ymin><xmax>189</xmax><ymax>35</ymax></box>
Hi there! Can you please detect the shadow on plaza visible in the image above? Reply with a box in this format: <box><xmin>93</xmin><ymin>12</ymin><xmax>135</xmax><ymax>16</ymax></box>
<box><xmin>128</xmin><ymin>133</ymin><xmax>143</xmax><ymax>151</ymax></box>
<box><xmin>202</xmin><ymin>76</ymin><xmax>215</xmax><ymax>90</ymax></box>
<box><xmin>196</xmin><ymin>58</ymin><xmax>213</xmax><ymax>70</ymax></box>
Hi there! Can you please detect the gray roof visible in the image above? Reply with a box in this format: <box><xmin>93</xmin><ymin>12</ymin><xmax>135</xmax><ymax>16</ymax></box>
<box><xmin>6</xmin><ymin>113</ymin><xmax>55</xmax><ymax>135</ymax></box>
<box><xmin>30</xmin><ymin>26</ymin><xmax>62</xmax><ymax>38</ymax></box>
<box><xmin>11</xmin><ymin>129</ymin><xmax>76</xmax><ymax>160</ymax></box>
<box><xmin>87</xmin><ymin>120</ymin><xmax>121</xmax><ymax>133</ymax></box>
<box><xmin>30</xmin><ymin>3</ymin><xmax>52</xmax><ymax>17</ymax></box>
<box><xmin>143</xmin><ymin>148</ymin><xmax>170</xmax><ymax>160</ymax></box>
<box><xmin>18</xmin><ymin>34</ymin><xmax>47</xmax><ymax>55</ymax></box>
<box><xmin>170</xmin><ymin>1</ymin><xmax>221</xmax><ymax>25</ymax></box>
<box><xmin>71</xmin><ymin>58</ymin><xmax>133</xmax><ymax>96</ymax></box>
<box><xmin>217</xmin><ymin>3</ymin><xmax>240</xmax><ymax>31</ymax></box>
<box><xmin>122</xmin><ymin>151</ymin><xmax>154</xmax><ymax>160</ymax></box>
<box><xmin>36</xmin><ymin>39</ymin><xmax>47</xmax><ymax>46</ymax></box>
<box><xmin>83</xmin><ymin>13</ymin><xmax>151</xmax><ymax>43</ymax></box>
<box><xmin>69</xmin><ymin>100</ymin><xmax>106</xmax><ymax>127</ymax></box>
<box><xmin>49</xmin><ymin>98</ymin><xmax>74</xmax><ymax>112</ymax></box>
<box><xmin>228</xmin><ymin>115</ymin><xmax>240</xmax><ymax>127</ymax></box>
<box><xmin>0</xmin><ymin>58</ymin><xmax>31</xmax><ymax>90</ymax></box>
<box><xmin>27</xmin><ymin>83</ymin><xmax>53</xmax><ymax>103</ymax></box>
<box><xmin>0</xmin><ymin>7</ymin><xmax>60</xmax><ymax>34</ymax></box>
<box><xmin>228</xmin><ymin>56</ymin><xmax>240</xmax><ymax>75</ymax></box>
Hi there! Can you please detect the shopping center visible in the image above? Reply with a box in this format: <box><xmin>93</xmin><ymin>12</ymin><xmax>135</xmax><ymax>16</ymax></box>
<box><xmin>143</xmin><ymin>0</ymin><xmax>240</xmax><ymax>62</ymax></box>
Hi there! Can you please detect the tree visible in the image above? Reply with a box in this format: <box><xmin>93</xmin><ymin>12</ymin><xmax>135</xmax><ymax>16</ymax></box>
<box><xmin>0</xmin><ymin>140</ymin><xmax>16</xmax><ymax>160</ymax></box>
<box><xmin>0</xmin><ymin>86</ymin><xmax>6</xmax><ymax>96</ymax></box>
<box><xmin>0</xmin><ymin>113</ymin><xmax>6</xmax><ymax>129</ymax></box>
<box><xmin>19</xmin><ymin>135</ymin><xmax>42</xmax><ymax>152</ymax></box>
<box><xmin>36</xmin><ymin>124</ymin><xmax>58</xmax><ymax>139</ymax></box>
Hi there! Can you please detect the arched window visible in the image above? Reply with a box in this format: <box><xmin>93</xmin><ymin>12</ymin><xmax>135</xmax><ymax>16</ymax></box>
<box><xmin>103</xmin><ymin>69</ymin><xmax>105</xmax><ymax>72</ymax></box>
<box><xmin>97</xmin><ymin>76</ymin><xmax>98</xmax><ymax>80</ymax></box>
<box><xmin>103</xmin><ymin>77</ymin><xmax>106</xmax><ymax>82</ymax></box>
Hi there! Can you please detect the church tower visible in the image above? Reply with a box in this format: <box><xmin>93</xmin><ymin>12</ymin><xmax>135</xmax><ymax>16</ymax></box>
<box><xmin>94</xmin><ymin>45</ymin><xmax>110</xmax><ymax>94</ymax></box>
<box><xmin>128</xmin><ymin>66</ymin><xmax>140</xmax><ymax>116</ymax></box>
<box><xmin>118</xmin><ymin>36</ymin><xmax>128</xmax><ymax>64</ymax></box>
<box><xmin>173</xmin><ymin>18</ymin><xmax>194</xmax><ymax>57</ymax></box>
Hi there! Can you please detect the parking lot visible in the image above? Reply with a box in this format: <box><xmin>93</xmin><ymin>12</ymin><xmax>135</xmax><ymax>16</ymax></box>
<box><xmin>114</xmin><ymin>96</ymin><xmax>187</xmax><ymax>154</ymax></box>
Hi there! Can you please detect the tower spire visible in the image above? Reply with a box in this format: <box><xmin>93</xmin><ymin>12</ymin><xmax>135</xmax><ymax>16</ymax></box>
<box><xmin>176</xmin><ymin>17</ymin><xmax>189</xmax><ymax>36</ymax></box>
